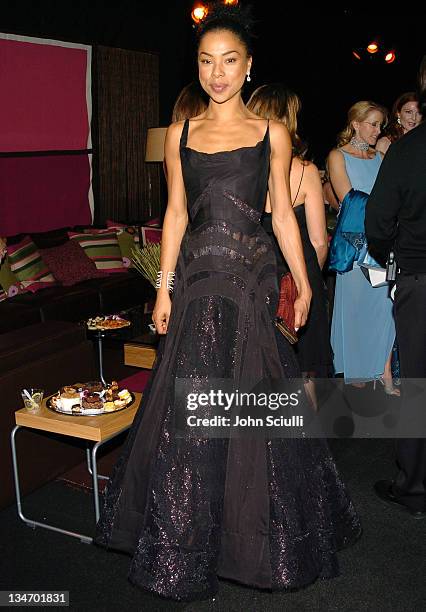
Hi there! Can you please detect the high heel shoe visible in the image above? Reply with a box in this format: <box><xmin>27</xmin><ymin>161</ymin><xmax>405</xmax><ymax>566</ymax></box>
<box><xmin>375</xmin><ymin>376</ymin><xmax>401</xmax><ymax>396</ymax></box>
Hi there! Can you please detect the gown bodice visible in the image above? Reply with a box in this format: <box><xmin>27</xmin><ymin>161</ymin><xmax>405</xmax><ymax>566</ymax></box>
<box><xmin>180</xmin><ymin>118</ymin><xmax>270</xmax><ymax>231</ymax></box>
<box><xmin>340</xmin><ymin>150</ymin><xmax>381</xmax><ymax>195</ymax></box>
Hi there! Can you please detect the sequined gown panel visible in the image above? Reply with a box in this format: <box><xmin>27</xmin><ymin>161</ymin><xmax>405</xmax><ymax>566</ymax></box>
<box><xmin>95</xmin><ymin>119</ymin><xmax>361</xmax><ymax>601</ymax></box>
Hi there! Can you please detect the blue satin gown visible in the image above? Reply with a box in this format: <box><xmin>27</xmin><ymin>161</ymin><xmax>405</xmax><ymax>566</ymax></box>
<box><xmin>331</xmin><ymin>150</ymin><xmax>396</xmax><ymax>382</ymax></box>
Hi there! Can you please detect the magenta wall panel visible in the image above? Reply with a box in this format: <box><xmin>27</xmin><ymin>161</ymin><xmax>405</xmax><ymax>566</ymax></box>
<box><xmin>0</xmin><ymin>37</ymin><xmax>90</xmax><ymax>152</ymax></box>
<box><xmin>0</xmin><ymin>155</ymin><xmax>92</xmax><ymax>235</ymax></box>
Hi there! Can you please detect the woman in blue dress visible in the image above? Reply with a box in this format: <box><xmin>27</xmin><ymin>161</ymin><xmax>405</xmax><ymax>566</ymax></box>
<box><xmin>328</xmin><ymin>101</ymin><xmax>398</xmax><ymax>393</ymax></box>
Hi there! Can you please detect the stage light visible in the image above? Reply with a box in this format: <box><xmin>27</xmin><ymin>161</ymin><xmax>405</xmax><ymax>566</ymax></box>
<box><xmin>384</xmin><ymin>50</ymin><xmax>396</xmax><ymax>64</ymax></box>
<box><xmin>191</xmin><ymin>4</ymin><xmax>208</xmax><ymax>24</ymax></box>
<box><xmin>224</xmin><ymin>0</ymin><xmax>239</xmax><ymax>4</ymax></box>
<box><xmin>367</xmin><ymin>42</ymin><xmax>379</xmax><ymax>54</ymax></box>
<box><xmin>352</xmin><ymin>50</ymin><xmax>362</xmax><ymax>61</ymax></box>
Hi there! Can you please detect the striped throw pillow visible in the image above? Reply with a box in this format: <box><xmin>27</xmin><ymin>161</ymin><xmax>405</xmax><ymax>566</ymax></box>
<box><xmin>7</xmin><ymin>236</ymin><xmax>55</xmax><ymax>292</ymax></box>
<box><xmin>68</xmin><ymin>230</ymin><xmax>124</xmax><ymax>273</ymax></box>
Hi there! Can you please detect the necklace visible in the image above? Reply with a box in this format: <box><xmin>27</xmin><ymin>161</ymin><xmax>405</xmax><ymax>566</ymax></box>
<box><xmin>349</xmin><ymin>137</ymin><xmax>369</xmax><ymax>151</ymax></box>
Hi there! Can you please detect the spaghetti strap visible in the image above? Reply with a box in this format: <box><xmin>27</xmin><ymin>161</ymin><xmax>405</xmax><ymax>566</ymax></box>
<box><xmin>292</xmin><ymin>162</ymin><xmax>305</xmax><ymax>206</ymax></box>
<box><xmin>179</xmin><ymin>118</ymin><xmax>190</xmax><ymax>149</ymax></box>
<box><xmin>265</xmin><ymin>119</ymin><xmax>270</xmax><ymax>141</ymax></box>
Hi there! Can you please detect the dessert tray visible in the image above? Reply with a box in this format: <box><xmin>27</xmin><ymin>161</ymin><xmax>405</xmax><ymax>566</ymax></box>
<box><xmin>86</xmin><ymin>315</ymin><xmax>131</xmax><ymax>330</ymax></box>
<box><xmin>47</xmin><ymin>381</ymin><xmax>134</xmax><ymax>416</ymax></box>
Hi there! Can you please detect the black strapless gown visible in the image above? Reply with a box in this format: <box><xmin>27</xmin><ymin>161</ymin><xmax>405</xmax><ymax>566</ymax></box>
<box><xmin>95</xmin><ymin>120</ymin><xmax>361</xmax><ymax>601</ymax></box>
<box><xmin>262</xmin><ymin>206</ymin><xmax>333</xmax><ymax>376</ymax></box>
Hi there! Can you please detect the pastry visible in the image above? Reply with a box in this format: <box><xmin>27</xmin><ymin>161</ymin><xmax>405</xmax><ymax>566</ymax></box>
<box><xmin>59</xmin><ymin>390</ymin><xmax>81</xmax><ymax>413</ymax></box>
<box><xmin>118</xmin><ymin>389</ymin><xmax>132</xmax><ymax>403</ymax></box>
<box><xmin>82</xmin><ymin>391</ymin><xmax>103</xmax><ymax>410</ymax></box>
<box><xmin>84</xmin><ymin>381</ymin><xmax>104</xmax><ymax>393</ymax></box>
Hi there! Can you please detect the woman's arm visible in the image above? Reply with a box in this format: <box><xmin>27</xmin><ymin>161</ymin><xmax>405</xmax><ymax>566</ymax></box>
<box><xmin>327</xmin><ymin>148</ymin><xmax>352</xmax><ymax>203</ymax></box>
<box><xmin>268</xmin><ymin>120</ymin><xmax>311</xmax><ymax>329</ymax></box>
<box><xmin>375</xmin><ymin>136</ymin><xmax>390</xmax><ymax>156</ymax></box>
<box><xmin>303</xmin><ymin>162</ymin><xmax>329</xmax><ymax>269</ymax></box>
<box><xmin>323</xmin><ymin>180</ymin><xmax>340</xmax><ymax>211</ymax></box>
<box><xmin>152</xmin><ymin>122</ymin><xmax>188</xmax><ymax>334</ymax></box>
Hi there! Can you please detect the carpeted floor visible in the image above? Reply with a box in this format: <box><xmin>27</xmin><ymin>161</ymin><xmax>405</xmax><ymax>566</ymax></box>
<box><xmin>2</xmin><ymin>437</ymin><xmax>426</xmax><ymax>611</ymax></box>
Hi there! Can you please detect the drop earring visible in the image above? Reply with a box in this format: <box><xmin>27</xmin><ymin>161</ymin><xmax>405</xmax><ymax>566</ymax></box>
<box><xmin>397</xmin><ymin>116</ymin><xmax>401</xmax><ymax>125</ymax></box>
<box><xmin>246</xmin><ymin>73</ymin><xmax>251</xmax><ymax>82</ymax></box>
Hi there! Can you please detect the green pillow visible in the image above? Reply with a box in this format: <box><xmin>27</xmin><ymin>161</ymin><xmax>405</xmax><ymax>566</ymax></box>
<box><xmin>0</xmin><ymin>257</ymin><xmax>18</xmax><ymax>292</ymax></box>
<box><xmin>117</xmin><ymin>231</ymin><xmax>138</xmax><ymax>267</ymax></box>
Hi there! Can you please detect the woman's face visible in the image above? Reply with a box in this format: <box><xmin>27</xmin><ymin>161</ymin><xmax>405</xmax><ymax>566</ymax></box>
<box><xmin>198</xmin><ymin>29</ymin><xmax>251</xmax><ymax>104</ymax></box>
<box><xmin>354</xmin><ymin>110</ymin><xmax>384</xmax><ymax>146</ymax></box>
<box><xmin>398</xmin><ymin>101</ymin><xmax>421</xmax><ymax>132</ymax></box>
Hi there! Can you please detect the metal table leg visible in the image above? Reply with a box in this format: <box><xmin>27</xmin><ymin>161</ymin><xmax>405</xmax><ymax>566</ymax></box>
<box><xmin>85</xmin><ymin>446</ymin><xmax>109</xmax><ymax>480</ymax></box>
<box><xmin>97</xmin><ymin>331</ymin><xmax>107</xmax><ymax>386</ymax></box>
<box><xmin>11</xmin><ymin>425</ymin><xmax>93</xmax><ymax>544</ymax></box>
<box><xmin>91</xmin><ymin>442</ymin><xmax>103</xmax><ymax>522</ymax></box>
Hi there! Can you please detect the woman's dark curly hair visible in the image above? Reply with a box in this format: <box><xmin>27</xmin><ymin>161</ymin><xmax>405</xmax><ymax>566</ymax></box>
<box><xmin>196</xmin><ymin>2</ymin><xmax>255</xmax><ymax>55</ymax></box>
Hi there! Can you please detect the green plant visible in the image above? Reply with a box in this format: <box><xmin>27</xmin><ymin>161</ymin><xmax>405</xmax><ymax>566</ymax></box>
<box><xmin>132</xmin><ymin>242</ymin><xmax>161</xmax><ymax>288</ymax></box>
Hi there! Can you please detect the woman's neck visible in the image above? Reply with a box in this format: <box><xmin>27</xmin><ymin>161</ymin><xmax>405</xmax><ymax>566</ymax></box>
<box><xmin>205</xmin><ymin>94</ymin><xmax>248</xmax><ymax>123</ymax></box>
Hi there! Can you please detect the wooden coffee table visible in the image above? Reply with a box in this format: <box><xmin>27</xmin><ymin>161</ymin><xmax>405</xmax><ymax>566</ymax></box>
<box><xmin>124</xmin><ymin>331</ymin><xmax>158</xmax><ymax>370</ymax></box>
<box><xmin>11</xmin><ymin>393</ymin><xmax>141</xmax><ymax>543</ymax></box>
<box><xmin>124</xmin><ymin>342</ymin><xmax>157</xmax><ymax>369</ymax></box>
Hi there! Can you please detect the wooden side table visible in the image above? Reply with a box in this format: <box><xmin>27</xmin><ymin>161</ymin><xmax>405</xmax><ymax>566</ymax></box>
<box><xmin>11</xmin><ymin>393</ymin><xmax>141</xmax><ymax>544</ymax></box>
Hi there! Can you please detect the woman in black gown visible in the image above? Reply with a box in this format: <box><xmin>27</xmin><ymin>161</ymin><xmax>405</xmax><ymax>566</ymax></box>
<box><xmin>96</xmin><ymin>4</ymin><xmax>361</xmax><ymax>601</ymax></box>
<box><xmin>247</xmin><ymin>84</ymin><xmax>333</xmax><ymax>404</ymax></box>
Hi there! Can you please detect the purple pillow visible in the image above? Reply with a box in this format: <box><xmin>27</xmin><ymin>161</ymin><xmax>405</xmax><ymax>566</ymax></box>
<box><xmin>40</xmin><ymin>240</ymin><xmax>108</xmax><ymax>286</ymax></box>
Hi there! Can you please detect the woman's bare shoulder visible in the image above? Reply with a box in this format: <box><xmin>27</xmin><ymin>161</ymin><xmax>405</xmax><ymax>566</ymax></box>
<box><xmin>301</xmin><ymin>160</ymin><xmax>321</xmax><ymax>179</ymax></box>
<box><xmin>328</xmin><ymin>148</ymin><xmax>345</xmax><ymax>164</ymax></box>
<box><xmin>167</xmin><ymin>120</ymin><xmax>185</xmax><ymax>136</ymax></box>
<box><xmin>268</xmin><ymin>119</ymin><xmax>291</xmax><ymax>148</ymax></box>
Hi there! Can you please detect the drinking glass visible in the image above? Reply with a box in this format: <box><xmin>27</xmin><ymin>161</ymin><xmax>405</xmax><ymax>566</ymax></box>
<box><xmin>21</xmin><ymin>388</ymin><xmax>44</xmax><ymax>413</ymax></box>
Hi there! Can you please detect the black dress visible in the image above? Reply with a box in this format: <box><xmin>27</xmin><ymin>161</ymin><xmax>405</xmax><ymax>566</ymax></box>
<box><xmin>95</xmin><ymin>119</ymin><xmax>361</xmax><ymax>601</ymax></box>
<box><xmin>262</xmin><ymin>204</ymin><xmax>333</xmax><ymax>376</ymax></box>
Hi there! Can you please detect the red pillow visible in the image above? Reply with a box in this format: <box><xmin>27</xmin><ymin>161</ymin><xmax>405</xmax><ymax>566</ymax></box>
<box><xmin>40</xmin><ymin>240</ymin><xmax>108</xmax><ymax>286</ymax></box>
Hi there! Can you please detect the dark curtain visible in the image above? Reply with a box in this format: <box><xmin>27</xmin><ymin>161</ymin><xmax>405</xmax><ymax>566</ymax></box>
<box><xmin>93</xmin><ymin>45</ymin><xmax>160</xmax><ymax>224</ymax></box>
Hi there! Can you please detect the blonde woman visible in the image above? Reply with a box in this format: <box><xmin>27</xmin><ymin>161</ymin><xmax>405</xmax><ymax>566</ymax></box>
<box><xmin>328</xmin><ymin>101</ymin><xmax>398</xmax><ymax>392</ymax></box>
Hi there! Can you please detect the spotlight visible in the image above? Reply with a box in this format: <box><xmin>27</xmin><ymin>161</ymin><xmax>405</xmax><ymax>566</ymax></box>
<box><xmin>352</xmin><ymin>50</ymin><xmax>362</xmax><ymax>61</ymax></box>
<box><xmin>366</xmin><ymin>42</ymin><xmax>379</xmax><ymax>54</ymax></box>
<box><xmin>384</xmin><ymin>50</ymin><xmax>396</xmax><ymax>64</ymax></box>
<box><xmin>191</xmin><ymin>4</ymin><xmax>208</xmax><ymax>24</ymax></box>
<box><xmin>224</xmin><ymin>0</ymin><xmax>239</xmax><ymax>4</ymax></box>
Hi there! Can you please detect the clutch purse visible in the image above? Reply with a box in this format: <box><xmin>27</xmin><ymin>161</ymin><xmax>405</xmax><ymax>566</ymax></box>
<box><xmin>275</xmin><ymin>272</ymin><xmax>298</xmax><ymax>344</ymax></box>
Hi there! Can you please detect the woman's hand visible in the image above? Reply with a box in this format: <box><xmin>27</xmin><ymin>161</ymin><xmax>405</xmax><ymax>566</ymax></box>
<box><xmin>294</xmin><ymin>290</ymin><xmax>311</xmax><ymax>331</ymax></box>
<box><xmin>152</xmin><ymin>291</ymin><xmax>172</xmax><ymax>335</ymax></box>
